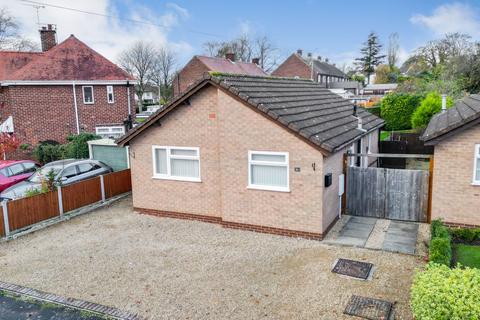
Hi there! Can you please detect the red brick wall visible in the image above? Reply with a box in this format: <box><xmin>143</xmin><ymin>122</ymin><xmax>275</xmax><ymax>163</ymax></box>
<box><xmin>172</xmin><ymin>57</ymin><xmax>209</xmax><ymax>96</ymax></box>
<box><xmin>271</xmin><ymin>54</ymin><xmax>311</xmax><ymax>79</ymax></box>
<box><xmin>0</xmin><ymin>84</ymin><xmax>135</xmax><ymax>148</ymax></box>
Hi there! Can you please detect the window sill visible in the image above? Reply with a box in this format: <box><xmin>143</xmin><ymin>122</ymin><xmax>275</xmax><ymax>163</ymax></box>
<box><xmin>247</xmin><ymin>185</ymin><xmax>290</xmax><ymax>193</ymax></box>
<box><xmin>471</xmin><ymin>182</ymin><xmax>480</xmax><ymax>186</ymax></box>
<box><xmin>152</xmin><ymin>175</ymin><xmax>201</xmax><ymax>183</ymax></box>
<box><xmin>83</xmin><ymin>102</ymin><xmax>94</xmax><ymax>105</ymax></box>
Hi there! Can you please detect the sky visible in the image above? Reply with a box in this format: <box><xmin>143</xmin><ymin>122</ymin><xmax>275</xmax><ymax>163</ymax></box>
<box><xmin>3</xmin><ymin>0</ymin><xmax>480</xmax><ymax>70</ymax></box>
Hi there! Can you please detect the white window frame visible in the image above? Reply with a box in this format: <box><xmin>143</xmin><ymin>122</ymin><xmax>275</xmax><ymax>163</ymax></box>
<box><xmin>152</xmin><ymin>146</ymin><xmax>201</xmax><ymax>182</ymax></box>
<box><xmin>349</xmin><ymin>144</ymin><xmax>355</xmax><ymax>167</ymax></box>
<box><xmin>248</xmin><ymin>151</ymin><xmax>289</xmax><ymax>192</ymax></box>
<box><xmin>473</xmin><ymin>144</ymin><xmax>480</xmax><ymax>185</ymax></box>
<box><xmin>106</xmin><ymin>85</ymin><xmax>114</xmax><ymax>104</ymax></box>
<box><xmin>95</xmin><ymin>126</ymin><xmax>125</xmax><ymax>138</ymax></box>
<box><xmin>82</xmin><ymin>86</ymin><xmax>94</xmax><ymax>104</ymax></box>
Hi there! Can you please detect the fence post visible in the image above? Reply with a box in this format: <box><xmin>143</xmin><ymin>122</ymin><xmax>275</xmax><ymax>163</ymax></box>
<box><xmin>2</xmin><ymin>200</ymin><xmax>10</xmax><ymax>237</ymax></box>
<box><xmin>57</xmin><ymin>186</ymin><xmax>64</xmax><ymax>217</ymax></box>
<box><xmin>100</xmin><ymin>175</ymin><xmax>106</xmax><ymax>202</ymax></box>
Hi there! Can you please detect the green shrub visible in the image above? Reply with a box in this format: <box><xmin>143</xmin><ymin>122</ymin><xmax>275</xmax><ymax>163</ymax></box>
<box><xmin>33</xmin><ymin>143</ymin><xmax>67</xmax><ymax>164</ymax></box>
<box><xmin>380</xmin><ymin>93</ymin><xmax>422</xmax><ymax>130</ymax></box>
<box><xmin>431</xmin><ymin>219</ymin><xmax>450</xmax><ymax>239</ymax></box>
<box><xmin>65</xmin><ymin>133</ymin><xmax>100</xmax><ymax>159</ymax></box>
<box><xmin>429</xmin><ymin>238</ymin><xmax>452</xmax><ymax>266</ymax></box>
<box><xmin>450</xmin><ymin>227</ymin><xmax>480</xmax><ymax>242</ymax></box>
<box><xmin>366</xmin><ymin>106</ymin><xmax>381</xmax><ymax>117</ymax></box>
<box><xmin>411</xmin><ymin>92</ymin><xmax>453</xmax><ymax>128</ymax></box>
<box><xmin>411</xmin><ymin>263</ymin><xmax>480</xmax><ymax>320</ymax></box>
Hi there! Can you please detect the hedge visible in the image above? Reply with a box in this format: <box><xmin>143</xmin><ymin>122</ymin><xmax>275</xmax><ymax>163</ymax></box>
<box><xmin>450</xmin><ymin>227</ymin><xmax>480</xmax><ymax>242</ymax></box>
<box><xmin>380</xmin><ymin>93</ymin><xmax>422</xmax><ymax>130</ymax></box>
<box><xmin>429</xmin><ymin>219</ymin><xmax>452</xmax><ymax>266</ymax></box>
<box><xmin>411</xmin><ymin>263</ymin><xmax>480</xmax><ymax>320</ymax></box>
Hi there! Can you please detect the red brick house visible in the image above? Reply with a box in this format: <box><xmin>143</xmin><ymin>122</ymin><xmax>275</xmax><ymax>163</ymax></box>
<box><xmin>421</xmin><ymin>94</ymin><xmax>480</xmax><ymax>227</ymax></box>
<box><xmin>117</xmin><ymin>74</ymin><xmax>383</xmax><ymax>240</ymax></box>
<box><xmin>0</xmin><ymin>25</ymin><xmax>136</xmax><ymax>157</ymax></box>
<box><xmin>172</xmin><ymin>54</ymin><xmax>267</xmax><ymax>96</ymax></box>
<box><xmin>272</xmin><ymin>49</ymin><xmax>347</xmax><ymax>84</ymax></box>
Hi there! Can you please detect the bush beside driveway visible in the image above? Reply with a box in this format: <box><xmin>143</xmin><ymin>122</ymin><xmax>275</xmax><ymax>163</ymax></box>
<box><xmin>0</xmin><ymin>197</ymin><xmax>424</xmax><ymax>319</ymax></box>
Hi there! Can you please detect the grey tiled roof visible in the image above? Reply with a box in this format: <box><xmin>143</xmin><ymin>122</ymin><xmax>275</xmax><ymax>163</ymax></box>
<box><xmin>422</xmin><ymin>94</ymin><xmax>480</xmax><ymax>144</ymax></box>
<box><xmin>300</xmin><ymin>56</ymin><xmax>346</xmax><ymax>78</ymax></box>
<box><xmin>118</xmin><ymin>74</ymin><xmax>384</xmax><ymax>153</ymax></box>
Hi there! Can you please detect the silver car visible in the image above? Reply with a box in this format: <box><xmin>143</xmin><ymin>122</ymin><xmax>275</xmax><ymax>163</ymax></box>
<box><xmin>0</xmin><ymin>159</ymin><xmax>113</xmax><ymax>200</ymax></box>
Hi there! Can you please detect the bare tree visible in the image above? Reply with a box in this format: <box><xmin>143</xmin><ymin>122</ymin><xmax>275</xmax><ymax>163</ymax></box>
<box><xmin>119</xmin><ymin>41</ymin><xmax>157</xmax><ymax>112</ymax></box>
<box><xmin>414</xmin><ymin>33</ymin><xmax>473</xmax><ymax>68</ymax></box>
<box><xmin>151</xmin><ymin>47</ymin><xmax>177</xmax><ymax>102</ymax></box>
<box><xmin>387</xmin><ymin>32</ymin><xmax>399</xmax><ymax>69</ymax></box>
<box><xmin>254</xmin><ymin>35</ymin><xmax>278</xmax><ymax>72</ymax></box>
<box><xmin>0</xmin><ymin>8</ymin><xmax>38</xmax><ymax>51</ymax></box>
<box><xmin>202</xmin><ymin>34</ymin><xmax>278</xmax><ymax>72</ymax></box>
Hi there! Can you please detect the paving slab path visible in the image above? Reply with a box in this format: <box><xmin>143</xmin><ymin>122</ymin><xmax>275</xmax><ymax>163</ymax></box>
<box><xmin>326</xmin><ymin>216</ymin><xmax>421</xmax><ymax>255</ymax></box>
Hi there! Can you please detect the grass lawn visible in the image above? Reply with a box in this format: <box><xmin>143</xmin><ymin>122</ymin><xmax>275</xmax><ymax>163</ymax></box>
<box><xmin>380</xmin><ymin>131</ymin><xmax>391</xmax><ymax>141</ymax></box>
<box><xmin>454</xmin><ymin>244</ymin><xmax>480</xmax><ymax>268</ymax></box>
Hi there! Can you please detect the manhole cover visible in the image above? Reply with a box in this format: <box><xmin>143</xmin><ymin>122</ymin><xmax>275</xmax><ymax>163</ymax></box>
<box><xmin>332</xmin><ymin>258</ymin><xmax>373</xmax><ymax>280</ymax></box>
<box><xmin>344</xmin><ymin>295</ymin><xmax>393</xmax><ymax>320</ymax></box>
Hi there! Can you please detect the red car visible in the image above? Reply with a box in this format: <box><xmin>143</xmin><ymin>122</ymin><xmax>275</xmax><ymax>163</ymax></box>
<box><xmin>0</xmin><ymin>160</ymin><xmax>40</xmax><ymax>192</ymax></box>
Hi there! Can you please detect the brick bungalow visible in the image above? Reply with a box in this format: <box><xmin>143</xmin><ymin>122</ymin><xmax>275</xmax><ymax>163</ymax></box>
<box><xmin>172</xmin><ymin>54</ymin><xmax>267</xmax><ymax>96</ymax></box>
<box><xmin>421</xmin><ymin>94</ymin><xmax>480</xmax><ymax>227</ymax></box>
<box><xmin>272</xmin><ymin>49</ymin><xmax>347</xmax><ymax>84</ymax></box>
<box><xmin>117</xmin><ymin>74</ymin><xmax>384</xmax><ymax>240</ymax></box>
<box><xmin>0</xmin><ymin>25</ymin><xmax>136</xmax><ymax>156</ymax></box>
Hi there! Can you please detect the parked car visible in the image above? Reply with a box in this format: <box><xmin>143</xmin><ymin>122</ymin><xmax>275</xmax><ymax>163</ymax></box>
<box><xmin>0</xmin><ymin>159</ymin><xmax>113</xmax><ymax>200</ymax></box>
<box><xmin>0</xmin><ymin>160</ymin><xmax>40</xmax><ymax>192</ymax></box>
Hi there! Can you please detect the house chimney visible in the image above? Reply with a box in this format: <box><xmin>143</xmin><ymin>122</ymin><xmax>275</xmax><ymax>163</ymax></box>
<box><xmin>441</xmin><ymin>94</ymin><xmax>447</xmax><ymax>113</ymax></box>
<box><xmin>226</xmin><ymin>52</ymin><xmax>235</xmax><ymax>62</ymax></box>
<box><xmin>317</xmin><ymin>56</ymin><xmax>322</xmax><ymax>61</ymax></box>
<box><xmin>325</xmin><ymin>58</ymin><xmax>329</xmax><ymax>63</ymax></box>
<box><xmin>297</xmin><ymin>49</ymin><xmax>303</xmax><ymax>56</ymax></box>
<box><xmin>39</xmin><ymin>24</ymin><xmax>57</xmax><ymax>52</ymax></box>
<box><xmin>307</xmin><ymin>52</ymin><xmax>312</xmax><ymax>58</ymax></box>
<box><xmin>252</xmin><ymin>57</ymin><xmax>260</xmax><ymax>65</ymax></box>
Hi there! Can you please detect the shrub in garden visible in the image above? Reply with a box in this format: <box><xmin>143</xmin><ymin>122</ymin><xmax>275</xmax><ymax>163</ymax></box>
<box><xmin>429</xmin><ymin>219</ymin><xmax>452</xmax><ymax>266</ymax></box>
<box><xmin>411</xmin><ymin>263</ymin><xmax>480</xmax><ymax>320</ymax></box>
<box><xmin>380</xmin><ymin>93</ymin><xmax>422</xmax><ymax>130</ymax></box>
<box><xmin>33</xmin><ymin>133</ymin><xmax>100</xmax><ymax>164</ymax></box>
<box><xmin>411</xmin><ymin>92</ymin><xmax>453</xmax><ymax>129</ymax></box>
<box><xmin>450</xmin><ymin>227</ymin><xmax>480</xmax><ymax>242</ymax></box>
<box><xmin>33</xmin><ymin>142</ymin><xmax>67</xmax><ymax>164</ymax></box>
<box><xmin>64</xmin><ymin>133</ymin><xmax>100</xmax><ymax>159</ymax></box>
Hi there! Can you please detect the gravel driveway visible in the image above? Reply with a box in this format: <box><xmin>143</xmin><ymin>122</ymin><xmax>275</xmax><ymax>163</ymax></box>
<box><xmin>0</xmin><ymin>197</ymin><xmax>424</xmax><ymax>319</ymax></box>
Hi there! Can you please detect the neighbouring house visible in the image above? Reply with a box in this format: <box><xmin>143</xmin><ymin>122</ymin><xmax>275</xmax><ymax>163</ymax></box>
<box><xmin>117</xmin><ymin>74</ymin><xmax>384</xmax><ymax>240</ymax></box>
<box><xmin>0</xmin><ymin>24</ymin><xmax>136</xmax><ymax>157</ymax></box>
<box><xmin>328</xmin><ymin>81</ymin><xmax>363</xmax><ymax>95</ymax></box>
<box><xmin>172</xmin><ymin>54</ymin><xmax>267</xmax><ymax>96</ymax></box>
<box><xmin>362</xmin><ymin>83</ymin><xmax>397</xmax><ymax>96</ymax></box>
<box><xmin>421</xmin><ymin>94</ymin><xmax>480</xmax><ymax>227</ymax></box>
<box><xmin>135</xmin><ymin>84</ymin><xmax>160</xmax><ymax>104</ymax></box>
<box><xmin>271</xmin><ymin>49</ymin><xmax>347</xmax><ymax>85</ymax></box>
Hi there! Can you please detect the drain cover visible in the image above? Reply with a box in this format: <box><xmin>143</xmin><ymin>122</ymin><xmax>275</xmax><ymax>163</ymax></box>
<box><xmin>344</xmin><ymin>295</ymin><xmax>393</xmax><ymax>320</ymax></box>
<box><xmin>332</xmin><ymin>258</ymin><xmax>373</xmax><ymax>280</ymax></box>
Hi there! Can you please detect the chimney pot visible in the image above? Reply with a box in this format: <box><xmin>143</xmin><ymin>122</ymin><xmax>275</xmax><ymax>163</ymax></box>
<box><xmin>317</xmin><ymin>56</ymin><xmax>321</xmax><ymax>61</ymax></box>
<box><xmin>307</xmin><ymin>52</ymin><xmax>312</xmax><ymax>58</ymax></box>
<box><xmin>296</xmin><ymin>49</ymin><xmax>303</xmax><ymax>56</ymax></box>
<box><xmin>225</xmin><ymin>52</ymin><xmax>235</xmax><ymax>62</ymax></box>
<box><xmin>325</xmin><ymin>58</ymin><xmax>329</xmax><ymax>63</ymax></box>
<box><xmin>39</xmin><ymin>24</ymin><xmax>57</xmax><ymax>52</ymax></box>
<box><xmin>252</xmin><ymin>57</ymin><xmax>260</xmax><ymax>65</ymax></box>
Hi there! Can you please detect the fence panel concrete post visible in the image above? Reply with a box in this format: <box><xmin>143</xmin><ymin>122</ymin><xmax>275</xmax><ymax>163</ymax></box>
<box><xmin>100</xmin><ymin>175</ymin><xmax>106</xmax><ymax>202</ymax></box>
<box><xmin>57</xmin><ymin>186</ymin><xmax>64</xmax><ymax>217</ymax></box>
<box><xmin>2</xmin><ymin>200</ymin><xmax>10</xmax><ymax>236</ymax></box>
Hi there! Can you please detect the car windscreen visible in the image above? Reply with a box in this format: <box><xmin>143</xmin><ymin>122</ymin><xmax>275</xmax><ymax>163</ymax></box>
<box><xmin>28</xmin><ymin>165</ymin><xmax>63</xmax><ymax>183</ymax></box>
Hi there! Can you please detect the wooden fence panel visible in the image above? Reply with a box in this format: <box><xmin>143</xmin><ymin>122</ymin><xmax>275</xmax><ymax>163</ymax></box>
<box><xmin>347</xmin><ymin>167</ymin><xmax>386</xmax><ymax>218</ymax></box>
<box><xmin>385</xmin><ymin>169</ymin><xmax>429</xmax><ymax>222</ymax></box>
<box><xmin>62</xmin><ymin>177</ymin><xmax>102</xmax><ymax>213</ymax></box>
<box><xmin>7</xmin><ymin>191</ymin><xmax>59</xmax><ymax>232</ymax></box>
<box><xmin>104</xmin><ymin>169</ymin><xmax>132</xmax><ymax>199</ymax></box>
<box><xmin>0</xmin><ymin>207</ymin><xmax>4</xmax><ymax>237</ymax></box>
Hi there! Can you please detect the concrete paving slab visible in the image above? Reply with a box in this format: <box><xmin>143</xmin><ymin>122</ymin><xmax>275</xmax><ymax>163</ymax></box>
<box><xmin>382</xmin><ymin>222</ymin><xmax>419</xmax><ymax>254</ymax></box>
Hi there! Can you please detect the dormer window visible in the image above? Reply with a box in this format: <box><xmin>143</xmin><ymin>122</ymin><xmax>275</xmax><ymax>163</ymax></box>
<box><xmin>82</xmin><ymin>86</ymin><xmax>94</xmax><ymax>104</ymax></box>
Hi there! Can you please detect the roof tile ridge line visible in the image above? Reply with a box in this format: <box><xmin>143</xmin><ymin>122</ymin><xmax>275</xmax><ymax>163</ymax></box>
<box><xmin>453</xmin><ymin>98</ymin><xmax>480</xmax><ymax>124</ymax></box>
<box><xmin>223</xmin><ymin>76</ymin><xmax>314</xmax><ymax>83</ymax></box>
<box><xmin>285</xmin><ymin>110</ymin><xmax>354</xmax><ymax>126</ymax></box>
<box><xmin>305</xmin><ymin>118</ymin><xmax>359</xmax><ymax>140</ymax></box>
<box><xmin>279</xmin><ymin>112</ymin><xmax>353</xmax><ymax>132</ymax></box>
<box><xmin>275</xmin><ymin>106</ymin><xmax>353</xmax><ymax>119</ymax></box>
<box><xmin>243</xmin><ymin>91</ymin><xmax>334</xmax><ymax>98</ymax></box>
<box><xmin>264</xmin><ymin>95</ymin><xmax>349</xmax><ymax>106</ymax></box>
<box><xmin>251</xmin><ymin>96</ymin><xmax>345</xmax><ymax>105</ymax></box>
<box><xmin>268</xmin><ymin>104</ymin><xmax>351</xmax><ymax>116</ymax></box>
<box><xmin>460</xmin><ymin>97</ymin><xmax>479</xmax><ymax>115</ymax></box>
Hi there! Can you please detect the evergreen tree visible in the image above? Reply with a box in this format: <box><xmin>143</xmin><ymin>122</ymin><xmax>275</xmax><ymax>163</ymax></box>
<box><xmin>355</xmin><ymin>32</ymin><xmax>386</xmax><ymax>84</ymax></box>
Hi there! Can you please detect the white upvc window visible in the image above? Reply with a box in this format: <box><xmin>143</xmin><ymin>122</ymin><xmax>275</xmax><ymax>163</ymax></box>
<box><xmin>95</xmin><ymin>126</ymin><xmax>125</xmax><ymax>139</ymax></box>
<box><xmin>106</xmin><ymin>85</ymin><xmax>114</xmax><ymax>104</ymax></box>
<box><xmin>248</xmin><ymin>151</ymin><xmax>289</xmax><ymax>192</ymax></box>
<box><xmin>473</xmin><ymin>144</ymin><xmax>480</xmax><ymax>185</ymax></box>
<box><xmin>82</xmin><ymin>86</ymin><xmax>94</xmax><ymax>104</ymax></box>
<box><xmin>349</xmin><ymin>144</ymin><xmax>355</xmax><ymax>167</ymax></box>
<box><xmin>152</xmin><ymin>146</ymin><xmax>200</xmax><ymax>182</ymax></box>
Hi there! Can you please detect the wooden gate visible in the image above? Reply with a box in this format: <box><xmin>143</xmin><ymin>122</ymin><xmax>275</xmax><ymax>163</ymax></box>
<box><xmin>346</xmin><ymin>166</ymin><xmax>429</xmax><ymax>222</ymax></box>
